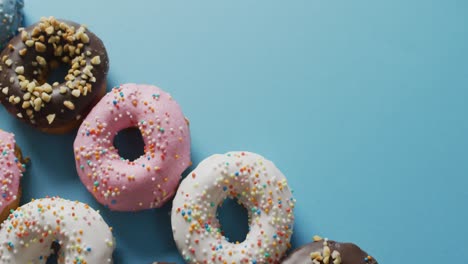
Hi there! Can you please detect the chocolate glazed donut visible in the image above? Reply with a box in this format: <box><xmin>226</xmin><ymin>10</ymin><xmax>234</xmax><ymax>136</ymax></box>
<box><xmin>282</xmin><ymin>237</ymin><xmax>378</xmax><ymax>264</ymax></box>
<box><xmin>0</xmin><ymin>17</ymin><xmax>108</xmax><ymax>134</ymax></box>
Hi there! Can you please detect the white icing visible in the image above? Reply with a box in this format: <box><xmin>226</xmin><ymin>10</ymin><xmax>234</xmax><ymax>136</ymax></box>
<box><xmin>171</xmin><ymin>151</ymin><xmax>295</xmax><ymax>263</ymax></box>
<box><xmin>0</xmin><ymin>197</ymin><xmax>115</xmax><ymax>263</ymax></box>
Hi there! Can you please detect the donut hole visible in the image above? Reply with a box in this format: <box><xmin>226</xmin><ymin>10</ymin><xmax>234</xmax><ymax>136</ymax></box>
<box><xmin>46</xmin><ymin>241</ymin><xmax>61</xmax><ymax>263</ymax></box>
<box><xmin>216</xmin><ymin>197</ymin><xmax>249</xmax><ymax>243</ymax></box>
<box><xmin>45</xmin><ymin>60</ymin><xmax>71</xmax><ymax>85</ymax></box>
<box><xmin>113</xmin><ymin>127</ymin><xmax>146</xmax><ymax>161</ymax></box>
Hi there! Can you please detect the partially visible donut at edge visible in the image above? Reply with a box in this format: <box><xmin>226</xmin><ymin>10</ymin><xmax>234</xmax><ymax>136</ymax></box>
<box><xmin>0</xmin><ymin>16</ymin><xmax>109</xmax><ymax>134</ymax></box>
<box><xmin>0</xmin><ymin>197</ymin><xmax>115</xmax><ymax>263</ymax></box>
<box><xmin>0</xmin><ymin>128</ymin><xmax>27</xmax><ymax>223</ymax></box>
<box><xmin>0</xmin><ymin>0</ymin><xmax>24</xmax><ymax>50</ymax></box>
<box><xmin>282</xmin><ymin>236</ymin><xmax>378</xmax><ymax>264</ymax></box>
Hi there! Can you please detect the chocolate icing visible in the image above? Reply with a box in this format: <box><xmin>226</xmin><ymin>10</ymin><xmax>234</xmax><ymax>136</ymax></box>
<box><xmin>282</xmin><ymin>239</ymin><xmax>378</xmax><ymax>264</ymax></box>
<box><xmin>0</xmin><ymin>17</ymin><xmax>108</xmax><ymax>130</ymax></box>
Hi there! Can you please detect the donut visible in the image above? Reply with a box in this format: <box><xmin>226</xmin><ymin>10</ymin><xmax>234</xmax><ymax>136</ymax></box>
<box><xmin>282</xmin><ymin>236</ymin><xmax>378</xmax><ymax>264</ymax></box>
<box><xmin>0</xmin><ymin>16</ymin><xmax>109</xmax><ymax>134</ymax></box>
<box><xmin>74</xmin><ymin>83</ymin><xmax>191</xmax><ymax>211</ymax></box>
<box><xmin>0</xmin><ymin>197</ymin><xmax>115</xmax><ymax>263</ymax></box>
<box><xmin>171</xmin><ymin>151</ymin><xmax>295</xmax><ymax>264</ymax></box>
<box><xmin>0</xmin><ymin>129</ymin><xmax>26</xmax><ymax>223</ymax></box>
<box><xmin>0</xmin><ymin>0</ymin><xmax>23</xmax><ymax>50</ymax></box>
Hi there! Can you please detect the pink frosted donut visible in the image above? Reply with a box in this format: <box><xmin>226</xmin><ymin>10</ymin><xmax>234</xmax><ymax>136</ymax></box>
<box><xmin>0</xmin><ymin>129</ymin><xmax>25</xmax><ymax>222</ymax></box>
<box><xmin>73</xmin><ymin>83</ymin><xmax>191</xmax><ymax>211</ymax></box>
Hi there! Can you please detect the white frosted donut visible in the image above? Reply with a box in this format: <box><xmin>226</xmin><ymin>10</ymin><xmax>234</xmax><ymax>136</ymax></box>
<box><xmin>0</xmin><ymin>197</ymin><xmax>115</xmax><ymax>263</ymax></box>
<box><xmin>171</xmin><ymin>151</ymin><xmax>295</xmax><ymax>263</ymax></box>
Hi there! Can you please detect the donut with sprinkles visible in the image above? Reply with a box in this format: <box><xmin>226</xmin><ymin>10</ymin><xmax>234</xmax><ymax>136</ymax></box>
<box><xmin>74</xmin><ymin>83</ymin><xmax>191</xmax><ymax>211</ymax></box>
<box><xmin>172</xmin><ymin>151</ymin><xmax>295</xmax><ymax>263</ymax></box>
<box><xmin>0</xmin><ymin>129</ymin><xmax>26</xmax><ymax>223</ymax></box>
<box><xmin>0</xmin><ymin>197</ymin><xmax>115</xmax><ymax>263</ymax></box>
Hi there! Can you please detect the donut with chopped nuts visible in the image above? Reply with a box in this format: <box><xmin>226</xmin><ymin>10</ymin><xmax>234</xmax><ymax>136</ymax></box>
<box><xmin>0</xmin><ymin>129</ymin><xmax>27</xmax><ymax>223</ymax></box>
<box><xmin>171</xmin><ymin>151</ymin><xmax>295</xmax><ymax>264</ymax></box>
<box><xmin>0</xmin><ymin>16</ymin><xmax>109</xmax><ymax>134</ymax></box>
<box><xmin>74</xmin><ymin>84</ymin><xmax>191</xmax><ymax>211</ymax></box>
<box><xmin>0</xmin><ymin>197</ymin><xmax>115</xmax><ymax>263</ymax></box>
<box><xmin>282</xmin><ymin>236</ymin><xmax>378</xmax><ymax>264</ymax></box>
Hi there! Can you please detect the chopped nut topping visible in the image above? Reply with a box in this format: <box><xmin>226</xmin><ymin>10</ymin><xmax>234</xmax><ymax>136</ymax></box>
<box><xmin>19</xmin><ymin>48</ymin><xmax>28</xmax><ymax>56</ymax></box>
<box><xmin>33</xmin><ymin>97</ymin><xmax>43</xmax><ymax>111</ymax></box>
<box><xmin>54</xmin><ymin>45</ymin><xmax>63</xmax><ymax>56</ymax></box>
<box><xmin>15</xmin><ymin>66</ymin><xmax>24</xmax><ymax>75</ymax></box>
<box><xmin>21</xmin><ymin>101</ymin><xmax>31</xmax><ymax>109</ymax></box>
<box><xmin>71</xmin><ymin>89</ymin><xmax>81</xmax><ymax>98</ymax></box>
<box><xmin>45</xmin><ymin>26</ymin><xmax>55</xmax><ymax>35</ymax></box>
<box><xmin>81</xmin><ymin>33</ymin><xmax>90</xmax><ymax>43</ymax></box>
<box><xmin>21</xmin><ymin>30</ymin><xmax>28</xmax><ymax>41</ymax></box>
<box><xmin>35</xmin><ymin>42</ymin><xmax>47</xmax><ymax>53</ymax></box>
<box><xmin>46</xmin><ymin>114</ymin><xmax>56</xmax><ymax>124</ymax></box>
<box><xmin>313</xmin><ymin>235</ymin><xmax>323</xmax><ymax>242</ymax></box>
<box><xmin>43</xmin><ymin>83</ymin><xmax>53</xmax><ymax>93</ymax></box>
<box><xmin>323</xmin><ymin>246</ymin><xmax>331</xmax><ymax>257</ymax></box>
<box><xmin>23</xmin><ymin>93</ymin><xmax>31</xmax><ymax>100</ymax></box>
<box><xmin>308</xmin><ymin>237</ymin><xmax>343</xmax><ymax>264</ymax></box>
<box><xmin>91</xmin><ymin>56</ymin><xmax>101</xmax><ymax>65</ymax></box>
<box><xmin>13</xmin><ymin>97</ymin><xmax>21</xmax><ymax>104</ymax></box>
<box><xmin>27</xmin><ymin>82</ymin><xmax>36</xmax><ymax>92</ymax></box>
<box><xmin>41</xmin><ymin>92</ymin><xmax>52</xmax><ymax>102</ymax></box>
<box><xmin>332</xmin><ymin>251</ymin><xmax>341</xmax><ymax>264</ymax></box>
<box><xmin>63</xmin><ymin>100</ymin><xmax>75</xmax><ymax>110</ymax></box>
<box><xmin>36</xmin><ymin>56</ymin><xmax>47</xmax><ymax>66</ymax></box>
<box><xmin>25</xmin><ymin>40</ymin><xmax>35</xmax><ymax>47</ymax></box>
<box><xmin>31</xmin><ymin>27</ymin><xmax>41</xmax><ymax>37</ymax></box>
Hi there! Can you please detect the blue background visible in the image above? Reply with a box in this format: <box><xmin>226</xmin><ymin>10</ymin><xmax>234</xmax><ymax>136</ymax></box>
<box><xmin>1</xmin><ymin>0</ymin><xmax>467</xmax><ymax>263</ymax></box>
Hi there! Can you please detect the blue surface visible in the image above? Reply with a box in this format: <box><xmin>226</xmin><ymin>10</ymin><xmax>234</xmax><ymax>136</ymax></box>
<box><xmin>0</xmin><ymin>0</ymin><xmax>467</xmax><ymax>263</ymax></box>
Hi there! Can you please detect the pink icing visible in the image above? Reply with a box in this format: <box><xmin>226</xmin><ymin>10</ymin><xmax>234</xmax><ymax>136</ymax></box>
<box><xmin>73</xmin><ymin>84</ymin><xmax>191</xmax><ymax>211</ymax></box>
<box><xmin>0</xmin><ymin>130</ymin><xmax>24</xmax><ymax>214</ymax></box>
